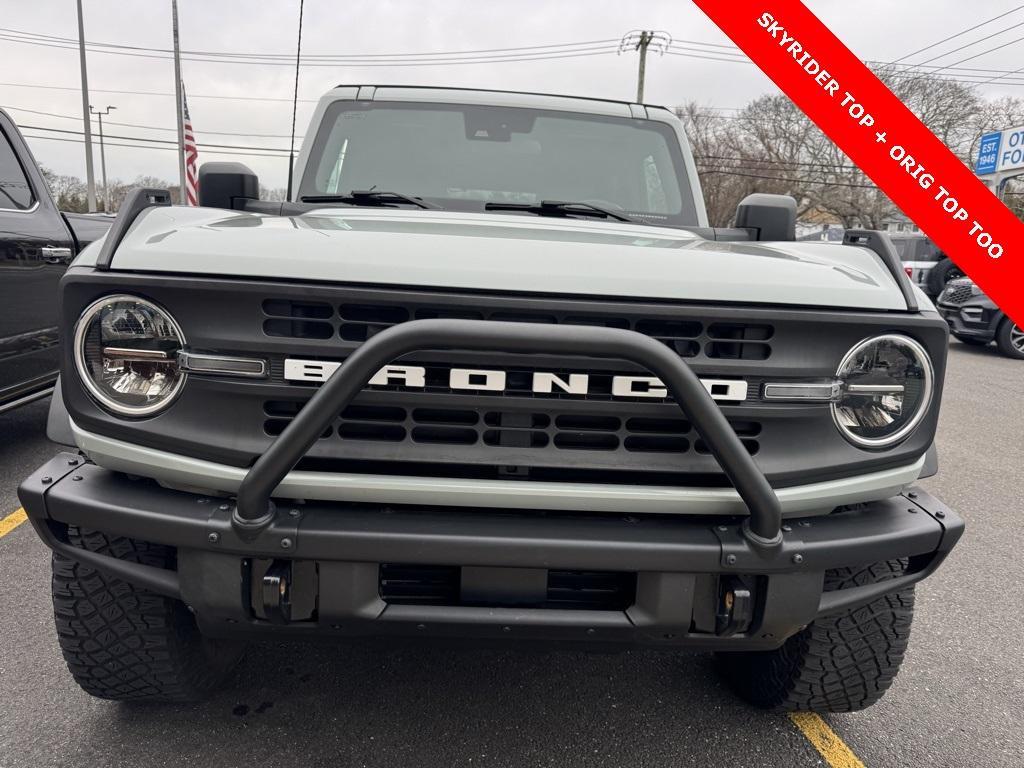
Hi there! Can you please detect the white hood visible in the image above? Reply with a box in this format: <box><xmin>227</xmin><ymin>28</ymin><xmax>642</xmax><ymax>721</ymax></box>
<box><xmin>84</xmin><ymin>206</ymin><xmax>909</xmax><ymax>311</ymax></box>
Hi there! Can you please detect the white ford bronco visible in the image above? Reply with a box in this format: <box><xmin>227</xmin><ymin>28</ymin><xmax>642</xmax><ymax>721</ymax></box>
<box><xmin>20</xmin><ymin>86</ymin><xmax>962</xmax><ymax>711</ymax></box>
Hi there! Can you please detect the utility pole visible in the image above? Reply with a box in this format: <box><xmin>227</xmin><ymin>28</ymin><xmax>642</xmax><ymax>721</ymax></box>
<box><xmin>635</xmin><ymin>31</ymin><xmax>652</xmax><ymax>103</ymax></box>
<box><xmin>90</xmin><ymin>105</ymin><xmax>115</xmax><ymax>211</ymax></box>
<box><xmin>171</xmin><ymin>0</ymin><xmax>187</xmax><ymax>202</ymax></box>
<box><xmin>76</xmin><ymin>0</ymin><xmax>97</xmax><ymax>212</ymax></box>
<box><xmin>619</xmin><ymin>30</ymin><xmax>672</xmax><ymax>103</ymax></box>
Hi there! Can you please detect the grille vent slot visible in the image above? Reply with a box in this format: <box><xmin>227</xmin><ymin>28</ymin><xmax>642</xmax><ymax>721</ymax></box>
<box><xmin>262</xmin><ymin>399</ymin><xmax>760</xmax><ymax>455</ymax></box>
<box><xmin>263</xmin><ymin>300</ymin><xmax>334</xmax><ymax>339</ymax></box>
<box><xmin>261</xmin><ymin>297</ymin><xmax>773</xmax><ymax>361</ymax></box>
<box><xmin>378</xmin><ymin>565</ymin><xmax>636</xmax><ymax>611</ymax></box>
<box><xmin>379</xmin><ymin>564</ymin><xmax>460</xmax><ymax>605</ymax></box>
<box><xmin>706</xmin><ymin>323</ymin><xmax>773</xmax><ymax>360</ymax></box>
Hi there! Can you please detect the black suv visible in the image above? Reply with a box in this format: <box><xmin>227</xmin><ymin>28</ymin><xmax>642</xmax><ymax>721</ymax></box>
<box><xmin>0</xmin><ymin>108</ymin><xmax>110</xmax><ymax>414</ymax></box>
<box><xmin>937</xmin><ymin>278</ymin><xmax>1023</xmax><ymax>359</ymax></box>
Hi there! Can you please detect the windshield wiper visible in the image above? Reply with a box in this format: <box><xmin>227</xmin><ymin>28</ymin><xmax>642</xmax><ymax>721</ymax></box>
<box><xmin>484</xmin><ymin>200</ymin><xmax>634</xmax><ymax>223</ymax></box>
<box><xmin>300</xmin><ymin>190</ymin><xmax>440</xmax><ymax>210</ymax></box>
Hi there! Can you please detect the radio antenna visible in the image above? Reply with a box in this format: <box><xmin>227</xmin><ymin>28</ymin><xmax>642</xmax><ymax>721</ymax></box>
<box><xmin>286</xmin><ymin>0</ymin><xmax>305</xmax><ymax>201</ymax></box>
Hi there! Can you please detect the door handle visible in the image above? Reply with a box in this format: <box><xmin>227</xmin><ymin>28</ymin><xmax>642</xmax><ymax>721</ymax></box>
<box><xmin>41</xmin><ymin>246</ymin><xmax>73</xmax><ymax>264</ymax></box>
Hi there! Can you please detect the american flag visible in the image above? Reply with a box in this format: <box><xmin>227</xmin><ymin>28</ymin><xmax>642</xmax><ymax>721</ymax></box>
<box><xmin>181</xmin><ymin>83</ymin><xmax>198</xmax><ymax>205</ymax></box>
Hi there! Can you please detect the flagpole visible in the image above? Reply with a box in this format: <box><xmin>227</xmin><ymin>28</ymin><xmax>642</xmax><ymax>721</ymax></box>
<box><xmin>286</xmin><ymin>0</ymin><xmax>305</xmax><ymax>202</ymax></box>
<box><xmin>171</xmin><ymin>0</ymin><xmax>187</xmax><ymax>202</ymax></box>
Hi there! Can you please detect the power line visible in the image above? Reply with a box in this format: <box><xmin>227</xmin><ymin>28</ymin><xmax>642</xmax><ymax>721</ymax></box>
<box><xmin>0</xmin><ymin>25</ymin><xmax>619</xmax><ymax>60</ymax></box>
<box><xmin>670</xmin><ymin>57</ymin><xmax>1024</xmax><ymax>90</ymax></box>
<box><xmin>667</xmin><ymin>37</ymin><xmax>736</xmax><ymax>52</ymax></box>
<box><xmin>0</xmin><ymin>30</ymin><xmax>621</xmax><ymax>67</ymax></box>
<box><xmin>880</xmin><ymin>60</ymin><xmax>1024</xmax><ymax>76</ymax></box>
<box><xmin>665</xmin><ymin>42</ymin><xmax>1024</xmax><ymax>85</ymax></box>
<box><xmin>976</xmin><ymin>60</ymin><xmax>1024</xmax><ymax>86</ymax></box>
<box><xmin>696</xmin><ymin>168</ymin><xmax>879</xmax><ymax>189</ymax></box>
<box><xmin>665</xmin><ymin>49</ymin><xmax>750</xmax><ymax>65</ymax></box>
<box><xmin>913</xmin><ymin>19</ymin><xmax>1024</xmax><ymax>67</ymax></box>
<box><xmin>694</xmin><ymin>154</ymin><xmax>860</xmax><ymax>172</ymax></box>
<box><xmin>3</xmin><ymin>105</ymin><xmax>301</xmax><ymax>138</ymax></box>
<box><xmin>0</xmin><ymin>80</ymin><xmax>317</xmax><ymax>103</ymax></box>
<box><xmin>927</xmin><ymin>32</ymin><xmax>1024</xmax><ymax>76</ymax></box>
<box><xmin>894</xmin><ymin>6</ymin><xmax>1024</xmax><ymax>63</ymax></box>
<box><xmin>25</xmin><ymin>131</ymin><xmax>881</xmax><ymax>188</ymax></box>
<box><xmin>20</xmin><ymin>132</ymin><xmax>286</xmax><ymax>158</ymax></box>
<box><xmin>662</xmin><ymin>33</ymin><xmax>1024</xmax><ymax>83</ymax></box>
<box><xmin>20</xmin><ymin>122</ymin><xmax>292</xmax><ymax>152</ymax></box>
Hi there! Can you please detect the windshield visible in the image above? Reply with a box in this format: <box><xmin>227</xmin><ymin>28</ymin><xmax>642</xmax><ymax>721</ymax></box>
<box><xmin>299</xmin><ymin>101</ymin><xmax>699</xmax><ymax>227</ymax></box>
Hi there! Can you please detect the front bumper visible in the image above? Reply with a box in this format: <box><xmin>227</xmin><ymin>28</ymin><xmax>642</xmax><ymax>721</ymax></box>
<box><xmin>938</xmin><ymin>301</ymin><xmax>1001</xmax><ymax>340</ymax></box>
<box><xmin>20</xmin><ymin>452</ymin><xmax>963</xmax><ymax>650</ymax></box>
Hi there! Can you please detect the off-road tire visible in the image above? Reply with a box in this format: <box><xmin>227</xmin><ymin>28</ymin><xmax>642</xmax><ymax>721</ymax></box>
<box><xmin>51</xmin><ymin>527</ymin><xmax>242</xmax><ymax>702</ymax></box>
<box><xmin>716</xmin><ymin>560</ymin><xmax>914</xmax><ymax>713</ymax></box>
<box><xmin>926</xmin><ymin>257</ymin><xmax>963</xmax><ymax>296</ymax></box>
<box><xmin>994</xmin><ymin>318</ymin><xmax>1024</xmax><ymax>360</ymax></box>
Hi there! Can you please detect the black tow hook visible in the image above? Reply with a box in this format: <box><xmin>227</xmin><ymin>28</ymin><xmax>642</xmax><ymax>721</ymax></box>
<box><xmin>715</xmin><ymin>577</ymin><xmax>754</xmax><ymax>636</ymax></box>
<box><xmin>261</xmin><ymin>560</ymin><xmax>293</xmax><ymax>625</ymax></box>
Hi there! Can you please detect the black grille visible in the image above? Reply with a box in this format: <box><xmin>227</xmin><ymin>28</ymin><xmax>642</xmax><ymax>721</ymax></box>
<box><xmin>264</xmin><ymin>400</ymin><xmax>761</xmax><ymax>457</ymax></box>
<box><xmin>940</xmin><ymin>282</ymin><xmax>974</xmax><ymax>306</ymax></box>
<box><xmin>262</xmin><ymin>298</ymin><xmax>773</xmax><ymax>360</ymax></box>
<box><xmin>545</xmin><ymin>570</ymin><xmax>637</xmax><ymax>610</ymax></box>
<box><xmin>379</xmin><ymin>563</ymin><xmax>460</xmax><ymax>605</ymax></box>
<box><xmin>378</xmin><ymin>564</ymin><xmax>636</xmax><ymax>610</ymax></box>
<box><xmin>61</xmin><ymin>273</ymin><xmax>949</xmax><ymax>491</ymax></box>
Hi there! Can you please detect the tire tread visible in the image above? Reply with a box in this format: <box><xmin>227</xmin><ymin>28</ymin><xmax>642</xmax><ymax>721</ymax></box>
<box><xmin>51</xmin><ymin>527</ymin><xmax>239</xmax><ymax>702</ymax></box>
<box><xmin>717</xmin><ymin>559</ymin><xmax>914</xmax><ymax>713</ymax></box>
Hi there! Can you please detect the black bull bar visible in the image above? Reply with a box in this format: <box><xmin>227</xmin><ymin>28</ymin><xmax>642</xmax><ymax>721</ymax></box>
<box><xmin>232</xmin><ymin>318</ymin><xmax>784</xmax><ymax>551</ymax></box>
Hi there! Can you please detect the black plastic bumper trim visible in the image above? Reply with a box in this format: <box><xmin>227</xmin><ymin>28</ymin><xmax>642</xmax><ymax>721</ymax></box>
<box><xmin>19</xmin><ymin>454</ymin><xmax>963</xmax><ymax>630</ymax></box>
<box><xmin>30</xmin><ymin>516</ymin><xmax>183</xmax><ymax>600</ymax></box>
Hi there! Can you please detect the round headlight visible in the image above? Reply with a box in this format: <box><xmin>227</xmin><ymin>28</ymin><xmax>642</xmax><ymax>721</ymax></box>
<box><xmin>74</xmin><ymin>295</ymin><xmax>186</xmax><ymax>416</ymax></box>
<box><xmin>832</xmin><ymin>334</ymin><xmax>934</xmax><ymax>448</ymax></box>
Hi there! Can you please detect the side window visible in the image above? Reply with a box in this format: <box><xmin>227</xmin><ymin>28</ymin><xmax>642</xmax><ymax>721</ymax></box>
<box><xmin>0</xmin><ymin>129</ymin><xmax>35</xmax><ymax>210</ymax></box>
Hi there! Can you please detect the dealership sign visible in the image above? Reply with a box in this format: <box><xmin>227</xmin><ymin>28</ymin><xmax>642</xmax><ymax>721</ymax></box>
<box><xmin>974</xmin><ymin>126</ymin><xmax>1024</xmax><ymax>176</ymax></box>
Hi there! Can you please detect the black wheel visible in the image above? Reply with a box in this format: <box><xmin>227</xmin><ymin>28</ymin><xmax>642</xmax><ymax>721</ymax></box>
<box><xmin>952</xmin><ymin>335</ymin><xmax>989</xmax><ymax>347</ymax></box>
<box><xmin>926</xmin><ymin>257</ymin><xmax>964</xmax><ymax>296</ymax></box>
<box><xmin>716</xmin><ymin>560</ymin><xmax>914</xmax><ymax>713</ymax></box>
<box><xmin>995</xmin><ymin>318</ymin><xmax>1024</xmax><ymax>360</ymax></box>
<box><xmin>51</xmin><ymin>527</ymin><xmax>243</xmax><ymax>702</ymax></box>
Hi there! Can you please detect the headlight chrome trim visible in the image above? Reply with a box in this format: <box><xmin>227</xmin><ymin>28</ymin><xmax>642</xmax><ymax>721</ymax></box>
<box><xmin>831</xmin><ymin>333</ymin><xmax>934</xmax><ymax>449</ymax></box>
<box><xmin>73</xmin><ymin>293</ymin><xmax>188</xmax><ymax>417</ymax></box>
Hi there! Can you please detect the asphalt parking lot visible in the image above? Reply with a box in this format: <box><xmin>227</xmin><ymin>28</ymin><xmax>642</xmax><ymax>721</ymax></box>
<box><xmin>1</xmin><ymin>341</ymin><xmax>1022</xmax><ymax>768</ymax></box>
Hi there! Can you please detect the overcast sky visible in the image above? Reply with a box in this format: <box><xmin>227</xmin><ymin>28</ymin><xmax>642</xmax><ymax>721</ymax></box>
<box><xmin>3</xmin><ymin>0</ymin><xmax>1023</xmax><ymax>190</ymax></box>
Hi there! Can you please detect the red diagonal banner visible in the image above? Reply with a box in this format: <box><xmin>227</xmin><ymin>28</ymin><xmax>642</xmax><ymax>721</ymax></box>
<box><xmin>693</xmin><ymin>1</ymin><xmax>1022</xmax><ymax>325</ymax></box>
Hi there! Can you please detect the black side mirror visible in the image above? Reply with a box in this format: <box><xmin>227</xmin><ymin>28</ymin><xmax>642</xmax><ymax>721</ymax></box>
<box><xmin>198</xmin><ymin>162</ymin><xmax>259</xmax><ymax>209</ymax></box>
<box><xmin>734</xmin><ymin>193</ymin><xmax>797</xmax><ymax>242</ymax></box>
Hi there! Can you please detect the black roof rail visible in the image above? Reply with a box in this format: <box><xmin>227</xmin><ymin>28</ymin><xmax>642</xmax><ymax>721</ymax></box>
<box><xmin>327</xmin><ymin>83</ymin><xmax>655</xmax><ymax>108</ymax></box>
<box><xmin>843</xmin><ymin>229</ymin><xmax>919</xmax><ymax>312</ymax></box>
<box><xmin>95</xmin><ymin>187</ymin><xmax>172</xmax><ymax>271</ymax></box>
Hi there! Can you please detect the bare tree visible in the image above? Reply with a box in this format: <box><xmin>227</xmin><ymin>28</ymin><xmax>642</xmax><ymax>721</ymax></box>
<box><xmin>260</xmin><ymin>185</ymin><xmax>288</xmax><ymax>202</ymax></box>
<box><xmin>678</xmin><ymin>69</ymin><xmax>1021</xmax><ymax>228</ymax></box>
<box><xmin>39</xmin><ymin>166</ymin><xmax>88</xmax><ymax>212</ymax></box>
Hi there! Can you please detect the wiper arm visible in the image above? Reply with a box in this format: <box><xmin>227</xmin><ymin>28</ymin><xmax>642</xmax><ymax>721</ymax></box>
<box><xmin>300</xmin><ymin>190</ymin><xmax>440</xmax><ymax>210</ymax></box>
<box><xmin>484</xmin><ymin>200</ymin><xmax>634</xmax><ymax>223</ymax></box>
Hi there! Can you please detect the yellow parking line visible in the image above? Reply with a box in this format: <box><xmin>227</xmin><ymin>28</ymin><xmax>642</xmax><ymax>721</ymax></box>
<box><xmin>789</xmin><ymin>712</ymin><xmax>865</xmax><ymax>768</ymax></box>
<box><xmin>0</xmin><ymin>508</ymin><xmax>28</xmax><ymax>540</ymax></box>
